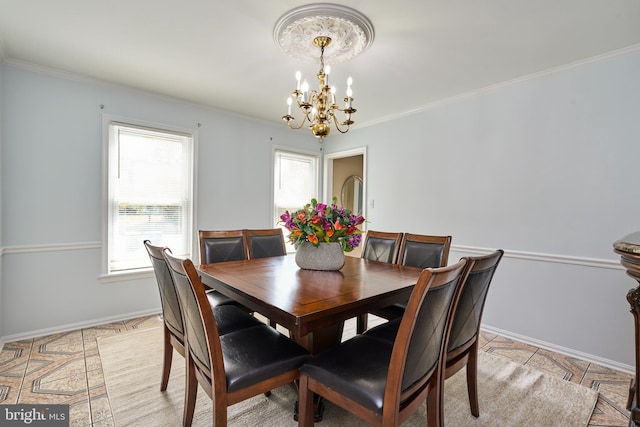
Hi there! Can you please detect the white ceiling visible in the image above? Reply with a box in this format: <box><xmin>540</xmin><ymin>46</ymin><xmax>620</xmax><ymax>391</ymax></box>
<box><xmin>1</xmin><ymin>1</ymin><xmax>639</xmax><ymax>128</ymax></box>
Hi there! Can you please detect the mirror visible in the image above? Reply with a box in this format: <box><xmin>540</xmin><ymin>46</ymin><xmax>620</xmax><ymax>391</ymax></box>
<box><xmin>341</xmin><ymin>175</ymin><xmax>363</xmax><ymax>215</ymax></box>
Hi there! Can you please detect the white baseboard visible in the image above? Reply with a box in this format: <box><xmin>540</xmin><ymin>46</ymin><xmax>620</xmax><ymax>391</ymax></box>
<box><xmin>1</xmin><ymin>310</ymin><xmax>635</xmax><ymax>375</ymax></box>
<box><xmin>482</xmin><ymin>324</ymin><xmax>634</xmax><ymax>375</ymax></box>
<box><xmin>0</xmin><ymin>308</ymin><xmax>162</xmax><ymax>350</ymax></box>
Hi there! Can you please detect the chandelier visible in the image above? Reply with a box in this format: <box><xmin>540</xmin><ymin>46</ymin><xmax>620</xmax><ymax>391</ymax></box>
<box><xmin>274</xmin><ymin>4</ymin><xmax>374</xmax><ymax>142</ymax></box>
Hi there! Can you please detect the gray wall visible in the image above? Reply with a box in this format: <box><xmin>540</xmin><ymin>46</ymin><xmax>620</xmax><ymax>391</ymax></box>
<box><xmin>1</xmin><ymin>47</ymin><xmax>639</xmax><ymax>370</ymax></box>
<box><xmin>0</xmin><ymin>60</ymin><xmax>3</xmax><ymax>340</ymax></box>
<box><xmin>0</xmin><ymin>61</ymin><xmax>318</xmax><ymax>339</ymax></box>
<box><xmin>323</xmin><ymin>48</ymin><xmax>640</xmax><ymax>369</ymax></box>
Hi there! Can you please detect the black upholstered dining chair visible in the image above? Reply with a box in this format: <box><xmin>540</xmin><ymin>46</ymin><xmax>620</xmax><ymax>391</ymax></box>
<box><xmin>370</xmin><ymin>233</ymin><xmax>453</xmax><ymax>323</ymax></box>
<box><xmin>356</xmin><ymin>230</ymin><xmax>404</xmax><ymax>333</ymax></box>
<box><xmin>298</xmin><ymin>259</ymin><xmax>471</xmax><ymax>427</ymax></box>
<box><xmin>361</xmin><ymin>230</ymin><xmax>404</xmax><ymax>263</ymax></box>
<box><xmin>197</xmin><ymin>229</ymin><xmax>254</xmax><ymax>314</ymax></box>
<box><xmin>163</xmin><ymin>249</ymin><xmax>310</xmax><ymax>427</ymax></box>
<box><xmin>199</xmin><ymin>229</ymin><xmax>248</xmax><ymax>264</ymax></box>
<box><xmin>243</xmin><ymin>228</ymin><xmax>287</xmax><ymax>259</ymax></box>
<box><xmin>243</xmin><ymin>228</ymin><xmax>287</xmax><ymax>327</ymax></box>
<box><xmin>144</xmin><ymin>240</ymin><xmax>262</xmax><ymax>392</ymax></box>
<box><xmin>364</xmin><ymin>250</ymin><xmax>504</xmax><ymax>419</ymax></box>
<box><xmin>143</xmin><ymin>240</ymin><xmax>185</xmax><ymax>391</ymax></box>
<box><xmin>445</xmin><ymin>249</ymin><xmax>503</xmax><ymax>417</ymax></box>
<box><xmin>399</xmin><ymin>233</ymin><xmax>452</xmax><ymax>269</ymax></box>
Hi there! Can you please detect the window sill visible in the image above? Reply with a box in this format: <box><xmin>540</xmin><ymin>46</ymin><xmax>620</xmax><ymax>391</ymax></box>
<box><xmin>99</xmin><ymin>269</ymin><xmax>155</xmax><ymax>283</ymax></box>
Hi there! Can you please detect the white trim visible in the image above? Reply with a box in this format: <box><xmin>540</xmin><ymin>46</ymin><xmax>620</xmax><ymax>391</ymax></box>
<box><xmin>0</xmin><ymin>309</ymin><xmax>162</xmax><ymax>348</ymax></box>
<box><xmin>2</xmin><ymin>242</ymin><xmax>101</xmax><ymax>254</ymax></box>
<box><xmin>271</xmin><ymin>144</ymin><xmax>322</xmax><ymax>227</ymax></box>
<box><xmin>191</xmin><ymin>125</ymin><xmax>200</xmax><ymax>262</ymax></box>
<box><xmin>1</xmin><ymin>241</ymin><xmax>623</xmax><ymax>271</ymax></box>
<box><xmin>8</xmin><ymin>44</ymin><xmax>640</xmax><ymax>132</ymax></box>
<box><xmin>323</xmin><ymin>146</ymin><xmax>368</xmax><ymax>228</ymax></box>
<box><xmin>1</xmin><ymin>307</ymin><xmax>632</xmax><ymax>374</ymax></box>
<box><xmin>101</xmin><ymin>114</ymin><xmax>197</xmax><ymax>274</ymax></box>
<box><xmin>98</xmin><ymin>269</ymin><xmax>155</xmax><ymax>283</ymax></box>
<box><xmin>481</xmin><ymin>324</ymin><xmax>634</xmax><ymax>374</ymax></box>
<box><xmin>3</xmin><ymin>58</ymin><xmax>285</xmax><ymax>131</ymax></box>
<box><xmin>359</xmin><ymin>44</ymin><xmax>640</xmax><ymax>129</ymax></box>
<box><xmin>451</xmin><ymin>245</ymin><xmax>622</xmax><ymax>270</ymax></box>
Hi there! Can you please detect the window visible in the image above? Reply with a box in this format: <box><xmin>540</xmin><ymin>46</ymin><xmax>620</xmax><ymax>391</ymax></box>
<box><xmin>105</xmin><ymin>120</ymin><xmax>194</xmax><ymax>274</ymax></box>
<box><xmin>273</xmin><ymin>149</ymin><xmax>319</xmax><ymax>251</ymax></box>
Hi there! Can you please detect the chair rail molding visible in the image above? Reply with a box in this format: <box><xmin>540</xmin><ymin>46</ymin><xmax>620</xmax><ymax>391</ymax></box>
<box><xmin>2</xmin><ymin>242</ymin><xmax>621</xmax><ymax>270</ymax></box>
<box><xmin>451</xmin><ymin>245</ymin><xmax>621</xmax><ymax>270</ymax></box>
<box><xmin>2</xmin><ymin>241</ymin><xmax>102</xmax><ymax>254</ymax></box>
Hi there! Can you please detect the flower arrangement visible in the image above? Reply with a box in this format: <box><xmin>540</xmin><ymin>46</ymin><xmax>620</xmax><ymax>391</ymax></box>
<box><xmin>279</xmin><ymin>198</ymin><xmax>365</xmax><ymax>252</ymax></box>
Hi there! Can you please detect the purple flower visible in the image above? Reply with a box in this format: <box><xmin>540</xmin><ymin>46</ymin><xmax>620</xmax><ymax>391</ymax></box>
<box><xmin>347</xmin><ymin>234</ymin><xmax>362</xmax><ymax>248</ymax></box>
<box><xmin>316</xmin><ymin>203</ymin><xmax>327</xmax><ymax>217</ymax></box>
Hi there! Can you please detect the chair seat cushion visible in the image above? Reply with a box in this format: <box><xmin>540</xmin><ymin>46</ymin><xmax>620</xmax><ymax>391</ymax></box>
<box><xmin>373</xmin><ymin>303</ymin><xmax>406</xmax><ymax>320</ymax></box>
<box><xmin>300</xmin><ymin>335</ymin><xmax>393</xmax><ymax>414</ymax></box>
<box><xmin>205</xmin><ymin>289</ymin><xmax>240</xmax><ymax>307</ymax></box>
<box><xmin>363</xmin><ymin>318</ymin><xmax>401</xmax><ymax>344</ymax></box>
<box><xmin>221</xmin><ymin>325</ymin><xmax>310</xmax><ymax>392</ymax></box>
<box><xmin>212</xmin><ymin>305</ymin><xmax>263</xmax><ymax>336</ymax></box>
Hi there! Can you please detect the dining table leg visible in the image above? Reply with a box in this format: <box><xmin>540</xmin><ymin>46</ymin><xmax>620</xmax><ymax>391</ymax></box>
<box><xmin>290</xmin><ymin>321</ymin><xmax>345</xmax><ymax>422</ymax></box>
<box><xmin>291</xmin><ymin>322</ymin><xmax>344</xmax><ymax>355</ymax></box>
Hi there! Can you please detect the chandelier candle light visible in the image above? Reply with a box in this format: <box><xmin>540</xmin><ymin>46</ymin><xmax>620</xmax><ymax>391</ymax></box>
<box><xmin>274</xmin><ymin>4</ymin><xmax>374</xmax><ymax>142</ymax></box>
<box><xmin>282</xmin><ymin>36</ymin><xmax>356</xmax><ymax>142</ymax></box>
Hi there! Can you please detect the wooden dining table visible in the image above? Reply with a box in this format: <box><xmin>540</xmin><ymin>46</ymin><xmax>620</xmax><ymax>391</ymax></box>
<box><xmin>197</xmin><ymin>253</ymin><xmax>423</xmax><ymax>355</ymax></box>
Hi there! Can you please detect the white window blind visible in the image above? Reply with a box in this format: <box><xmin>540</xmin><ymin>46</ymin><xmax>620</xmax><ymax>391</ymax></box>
<box><xmin>107</xmin><ymin>122</ymin><xmax>194</xmax><ymax>273</ymax></box>
<box><xmin>273</xmin><ymin>149</ymin><xmax>318</xmax><ymax>250</ymax></box>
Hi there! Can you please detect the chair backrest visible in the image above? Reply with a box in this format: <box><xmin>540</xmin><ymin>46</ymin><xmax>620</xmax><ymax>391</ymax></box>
<box><xmin>361</xmin><ymin>230</ymin><xmax>403</xmax><ymax>264</ymax></box>
<box><xmin>398</xmin><ymin>233</ymin><xmax>452</xmax><ymax>269</ymax></box>
<box><xmin>144</xmin><ymin>240</ymin><xmax>184</xmax><ymax>337</ymax></box>
<box><xmin>163</xmin><ymin>250</ymin><xmax>220</xmax><ymax>377</ymax></box>
<box><xmin>199</xmin><ymin>230</ymin><xmax>247</xmax><ymax>264</ymax></box>
<box><xmin>383</xmin><ymin>258</ymin><xmax>470</xmax><ymax>414</ymax></box>
<box><xmin>243</xmin><ymin>228</ymin><xmax>287</xmax><ymax>259</ymax></box>
<box><xmin>447</xmin><ymin>249</ymin><xmax>504</xmax><ymax>356</ymax></box>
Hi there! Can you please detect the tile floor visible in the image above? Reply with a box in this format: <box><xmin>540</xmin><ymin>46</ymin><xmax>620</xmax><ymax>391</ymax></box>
<box><xmin>0</xmin><ymin>313</ymin><xmax>633</xmax><ymax>426</ymax></box>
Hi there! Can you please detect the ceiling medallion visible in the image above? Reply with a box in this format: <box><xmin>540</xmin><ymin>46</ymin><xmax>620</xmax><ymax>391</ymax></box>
<box><xmin>273</xmin><ymin>3</ymin><xmax>375</xmax><ymax>65</ymax></box>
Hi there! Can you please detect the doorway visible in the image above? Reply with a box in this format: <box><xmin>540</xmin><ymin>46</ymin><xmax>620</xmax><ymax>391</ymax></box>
<box><xmin>323</xmin><ymin>147</ymin><xmax>367</xmax><ymax>255</ymax></box>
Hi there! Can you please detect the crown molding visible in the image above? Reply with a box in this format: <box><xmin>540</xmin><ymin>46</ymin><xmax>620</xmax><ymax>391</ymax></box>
<box><xmin>359</xmin><ymin>43</ymin><xmax>640</xmax><ymax>129</ymax></box>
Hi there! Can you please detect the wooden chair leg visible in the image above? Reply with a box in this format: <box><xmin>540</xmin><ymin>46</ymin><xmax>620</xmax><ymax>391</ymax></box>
<box><xmin>161</xmin><ymin>326</ymin><xmax>172</xmax><ymax>391</ymax></box>
<box><xmin>298</xmin><ymin>375</ymin><xmax>314</xmax><ymax>427</ymax></box>
<box><xmin>356</xmin><ymin>314</ymin><xmax>368</xmax><ymax>334</ymax></box>
<box><xmin>183</xmin><ymin>355</ymin><xmax>197</xmax><ymax>427</ymax></box>
<box><xmin>213</xmin><ymin>394</ymin><xmax>228</xmax><ymax>426</ymax></box>
<box><xmin>467</xmin><ymin>344</ymin><xmax>480</xmax><ymax>417</ymax></box>
<box><xmin>426</xmin><ymin>381</ymin><xmax>442</xmax><ymax>427</ymax></box>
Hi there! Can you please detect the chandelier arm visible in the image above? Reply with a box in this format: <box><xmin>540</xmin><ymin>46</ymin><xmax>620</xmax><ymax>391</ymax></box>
<box><xmin>331</xmin><ymin>115</ymin><xmax>351</xmax><ymax>134</ymax></box>
<box><xmin>326</xmin><ymin>110</ymin><xmax>351</xmax><ymax>134</ymax></box>
<box><xmin>282</xmin><ymin>101</ymin><xmax>312</xmax><ymax>129</ymax></box>
<box><xmin>285</xmin><ymin>117</ymin><xmax>309</xmax><ymax>130</ymax></box>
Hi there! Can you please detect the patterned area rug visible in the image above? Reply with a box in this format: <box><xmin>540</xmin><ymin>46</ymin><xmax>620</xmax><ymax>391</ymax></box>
<box><xmin>98</xmin><ymin>327</ymin><xmax>598</xmax><ymax>426</ymax></box>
